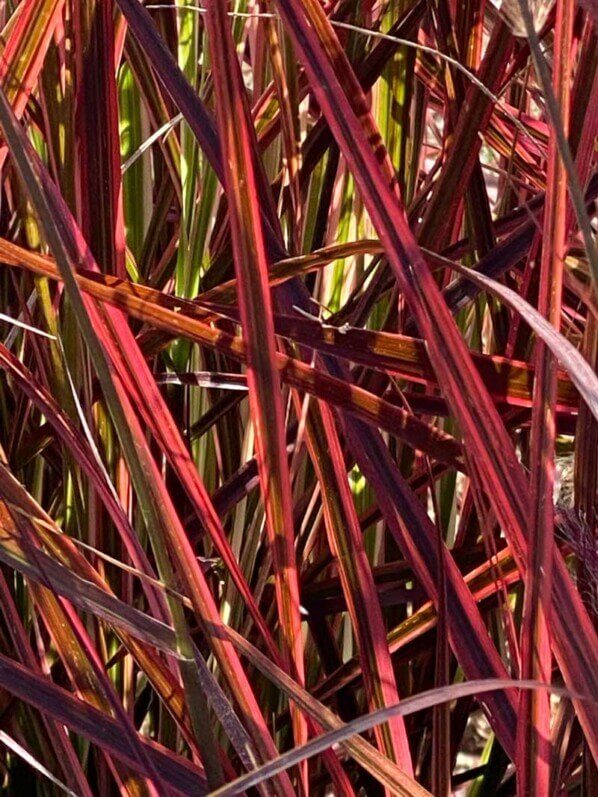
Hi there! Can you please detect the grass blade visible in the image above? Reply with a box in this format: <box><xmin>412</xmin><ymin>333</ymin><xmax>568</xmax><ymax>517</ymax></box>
<box><xmin>204</xmin><ymin>2</ymin><xmax>306</xmax><ymax>773</ymax></box>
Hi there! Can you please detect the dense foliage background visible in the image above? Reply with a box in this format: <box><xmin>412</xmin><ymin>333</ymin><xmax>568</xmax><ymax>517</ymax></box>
<box><xmin>0</xmin><ymin>0</ymin><xmax>596</xmax><ymax>794</ymax></box>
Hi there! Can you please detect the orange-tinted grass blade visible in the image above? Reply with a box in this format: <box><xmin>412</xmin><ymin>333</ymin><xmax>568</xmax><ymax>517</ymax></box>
<box><xmin>0</xmin><ymin>234</ymin><xmax>579</xmax><ymax>413</ymax></box>
<box><xmin>0</xmin><ymin>239</ymin><xmax>463</xmax><ymax>467</ymax></box>
<box><xmin>259</xmin><ymin>312</ymin><xmax>578</xmax><ymax>413</ymax></box>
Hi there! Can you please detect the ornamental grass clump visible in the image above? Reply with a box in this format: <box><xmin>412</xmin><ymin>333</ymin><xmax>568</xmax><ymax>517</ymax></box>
<box><xmin>0</xmin><ymin>0</ymin><xmax>596</xmax><ymax>794</ymax></box>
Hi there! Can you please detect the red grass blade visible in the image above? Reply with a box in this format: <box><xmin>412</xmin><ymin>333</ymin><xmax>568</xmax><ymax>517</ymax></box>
<box><xmin>0</xmin><ymin>0</ymin><xmax>64</xmax><ymax>166</ymax></box>
<box><xmin>204</xmin><ymin>1</ymin><xmax>306</xmax><ymax>771</ymax></box>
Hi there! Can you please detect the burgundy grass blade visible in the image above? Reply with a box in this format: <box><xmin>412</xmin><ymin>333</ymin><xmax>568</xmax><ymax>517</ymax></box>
<box><xmin>0</xmin><ymin>651</ymin><xmax>207</xmax><ymax>795</ymax></box>
<box><xmin>74</xmin><ymin>0</ymin><xmax>126</xmax><ymax>277</ymax></box>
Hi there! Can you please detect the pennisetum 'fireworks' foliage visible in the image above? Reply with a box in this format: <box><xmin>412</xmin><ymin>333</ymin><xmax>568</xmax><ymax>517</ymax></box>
<box><xmin>0</xmin><ymin>0</ymin><xmax>595</xmax><ymax>794</ymax></box>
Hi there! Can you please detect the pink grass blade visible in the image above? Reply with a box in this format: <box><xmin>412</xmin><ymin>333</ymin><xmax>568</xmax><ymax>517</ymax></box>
<box><xmin>204</xmin><ymin>0</ymin><xmax>306</xmax><ymax>769</ymax></box>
